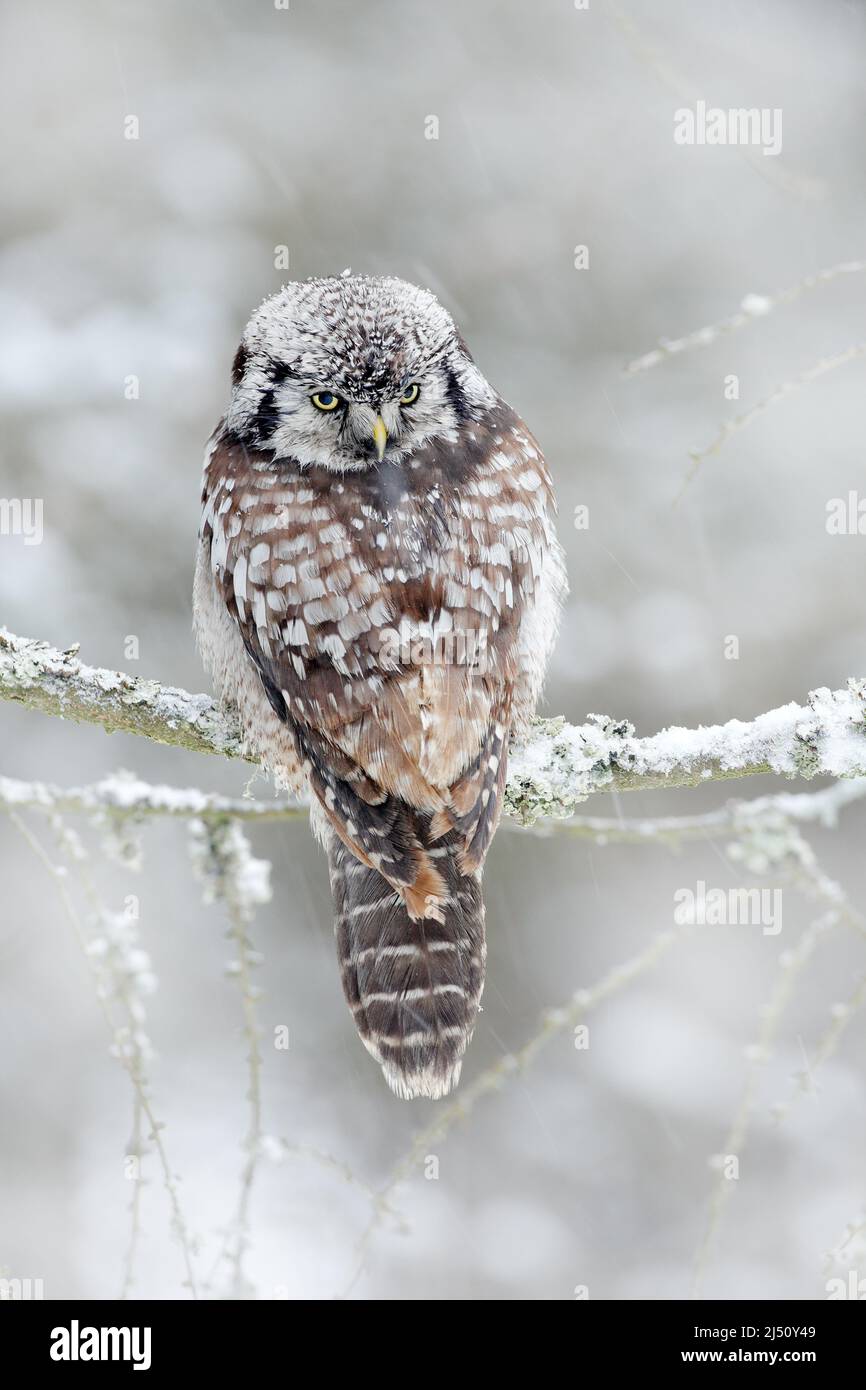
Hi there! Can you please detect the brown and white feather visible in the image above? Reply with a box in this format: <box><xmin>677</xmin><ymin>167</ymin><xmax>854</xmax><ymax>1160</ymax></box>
<box><xmin>194</xmin><ymin>274</ymin><xmax>565</xmax><ymax>1098</ymax></box>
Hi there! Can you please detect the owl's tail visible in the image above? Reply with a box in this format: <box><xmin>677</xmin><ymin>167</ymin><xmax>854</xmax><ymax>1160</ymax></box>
<box><xmin>326</xmin><ymin>823</ymin><xmax>486</xmax><ymax>1100</ymax></box>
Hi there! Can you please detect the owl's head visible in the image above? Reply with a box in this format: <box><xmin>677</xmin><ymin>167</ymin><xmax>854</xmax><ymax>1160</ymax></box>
<box><xmin>225</xmin><ymin>274</ymin><xmax>497</xmax><ymax>471</ymax></box>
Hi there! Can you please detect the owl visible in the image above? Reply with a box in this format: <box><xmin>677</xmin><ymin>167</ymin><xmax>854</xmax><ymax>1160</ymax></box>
<box><xmin>193</xmin><ymin>274</ymin><xmax>566</xmax><ymax>1099</ymax></box>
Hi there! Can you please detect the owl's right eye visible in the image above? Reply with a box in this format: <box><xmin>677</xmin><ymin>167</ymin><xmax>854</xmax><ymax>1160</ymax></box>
<box><xmin>311</xmin><ymin>391</ymin><xmax>342</xmax><ymax>412</ymax></box>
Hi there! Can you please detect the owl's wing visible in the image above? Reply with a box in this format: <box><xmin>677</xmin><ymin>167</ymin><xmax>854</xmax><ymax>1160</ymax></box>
<box><xmin>226</xmin><ymin>616</ymin><xmax>447</xmax><ymax>916</ymax></box>
<box><xmin>201</xmin><ymin>428</ymin><xmax>562</xmax><ymax>914</ymax></box>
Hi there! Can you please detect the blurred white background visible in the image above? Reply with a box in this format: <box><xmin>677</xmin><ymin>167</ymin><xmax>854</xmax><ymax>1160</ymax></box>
<box><xmin>1</xmin><ymin>0</ymin><xmax>865</xmax><ymax>1300</ymax></box>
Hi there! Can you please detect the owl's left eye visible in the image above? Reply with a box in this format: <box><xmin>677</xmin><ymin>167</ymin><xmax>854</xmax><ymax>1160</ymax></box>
<box><xmin>311</xmin><ymin>391</ymin><xmax>341</xmax><ymax>411</ymax></box>
<box><xmin>399</xmin><ymin>383</ymin><xmax>420</xmax><ymax>406</ymax></box>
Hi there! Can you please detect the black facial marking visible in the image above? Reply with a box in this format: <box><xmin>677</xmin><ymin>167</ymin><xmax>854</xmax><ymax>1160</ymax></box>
<box><xmin>269</xmin><ymin>360</ymin><xmax>294</xmax><ymax>385</ymax></box>
<box><xmin>254</xmin><ymin>388</ymin><xmax>281</xmax><ymax>441</ymax></box>
<box><xmin>444</xmin><ymin>365</ymin><xmax>471</xmax><ymax>421</ymax></box>
<box><xmin>231</xmin><ymin>344</ymin><xmax>248</xmax><ymax>384</ymax></box>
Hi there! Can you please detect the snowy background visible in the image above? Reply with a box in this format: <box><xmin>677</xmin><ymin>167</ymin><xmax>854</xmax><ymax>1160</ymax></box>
<box><xmin>1</xmin><ymin>0</ymin><xmax>865</xmax><ymax>1299</ymax></box>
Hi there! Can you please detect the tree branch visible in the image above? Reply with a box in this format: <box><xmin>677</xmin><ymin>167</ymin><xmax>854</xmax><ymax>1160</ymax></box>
<box><xmin>2</xmin><ymin>629</ymin><xmax>865</xmax><ymax>822</ymax></box>
<box><xmin>0</xmin><ymin>629</ymin><xmax>246</xmax><ymax>760</ymax></box>
<box><xmin>3</xmin><ymin>770</ymin><xmax>864</xmax><ymax>840</ymax></box>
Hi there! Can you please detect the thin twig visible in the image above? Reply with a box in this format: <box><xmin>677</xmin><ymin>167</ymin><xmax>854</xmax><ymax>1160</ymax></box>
<box><xmin>771</xmin><ymin>971</ymin><xmax>866</xmax><ymax>1124</ymax></box>
<box><xmin>344</xmin><ymin>924</ymin><xmax>684</xmax><ymax>1296</ymax></box>
<box><xmin>624</xmin><ymin>260</ymin><xmax>866</xmax><ymax>375</ymax></box>
<box><xmin>678</xmin><ymin>342</ymin><xmax>866</xmax><ymax>502</ymax></box>
<box><xmin>691</xmin><ymin>906</ymin><xmax>836</xmax><ymax>1299</ymax></box>
<box><xmin>5</xmin><ymin>810</ymin><xmax>200</xmax><ymax>1299</ymax></box>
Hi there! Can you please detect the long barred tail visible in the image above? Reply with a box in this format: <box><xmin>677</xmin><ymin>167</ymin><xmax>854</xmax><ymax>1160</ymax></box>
<box><xmin>327</xmin><ymin>826</ymin><xmax>486</xmax><ymax>1100</ymax></box>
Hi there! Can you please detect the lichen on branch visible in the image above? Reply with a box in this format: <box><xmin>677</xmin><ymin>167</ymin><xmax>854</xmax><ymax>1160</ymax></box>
<box><xmin>2</xmin><ymin>628</ymin><xmax>865</xmax><ymax>821</ymax></box>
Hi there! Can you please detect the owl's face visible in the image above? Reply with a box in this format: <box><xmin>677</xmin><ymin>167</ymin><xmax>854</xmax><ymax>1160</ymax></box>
<box><xmin>225</xmin><ymin>275</ymin><xmax>497</xmax><ymax>472</ymax></box>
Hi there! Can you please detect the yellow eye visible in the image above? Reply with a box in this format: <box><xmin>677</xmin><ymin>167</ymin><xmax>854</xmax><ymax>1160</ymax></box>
<box><xmin>311</xmin><ymin>391</ymin><xmax>341</xmax><ymax>411</ymax></box>
<box><xmin>399</xmin><ymin>382</ymin><xmax>420</xmax><ymax>406</ymax></box>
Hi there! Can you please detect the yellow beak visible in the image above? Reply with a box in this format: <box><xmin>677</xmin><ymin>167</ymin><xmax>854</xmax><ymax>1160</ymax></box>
<box><xmin>372</xmin><ymin>415</ymin><xmax>388</xmax><ymax>462</ymax></box>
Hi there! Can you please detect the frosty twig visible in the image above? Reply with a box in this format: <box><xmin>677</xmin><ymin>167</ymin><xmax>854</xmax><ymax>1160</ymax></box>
<box><xmin>624</xmin><ymin>260</ymin><xmax>866</xmax><ymax>375</ymax></box>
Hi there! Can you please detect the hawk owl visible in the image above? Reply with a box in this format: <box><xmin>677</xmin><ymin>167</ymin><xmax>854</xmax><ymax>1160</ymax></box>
<box><xmin>193</xmin><ymin>273</ymin><xmax>566</xmax><ymax>1099</ymax></box>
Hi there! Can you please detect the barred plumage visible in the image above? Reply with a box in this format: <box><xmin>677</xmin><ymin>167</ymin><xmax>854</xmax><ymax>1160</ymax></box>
<box><xmin>193</xmin><ymin>274</ymin><xmax>566</xmax><ymax>1098</ymax></box>
<box><xmin>329</xmin><ymin>826</ymin><xmax>485</xmax><ymax>1099</ymax></box>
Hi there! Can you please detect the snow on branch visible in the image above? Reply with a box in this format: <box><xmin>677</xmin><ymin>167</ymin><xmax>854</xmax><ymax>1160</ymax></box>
<box><xmin>0</xmin><ymin>770</ymin><xmax>305</xmax><ymax>825</ymax></box>
<box><xmin>2</xmin><ymin>629</ymin><xmax>866</xmax><ymax>821</ymax></box>
<box><xmin>0</xmin><ymin>629</ymin><xmax>246</xmax><ymax>761</ymax></box>
<box><xmin>506</xmin><ymin>689</ymin><xmax>866</xmax><ymax>822</ymax></box>
<box><xmin>3</xmin><ymin>770</ymin><xmax>864</xmax><ymax>841</ymax></box>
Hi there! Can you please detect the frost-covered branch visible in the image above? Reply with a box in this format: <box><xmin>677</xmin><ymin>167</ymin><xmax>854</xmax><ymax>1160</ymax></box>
<box><xmin>623</xmin><ymin>259</ymin><xmax>866</xmax><ymax>375</ymax></box>
<box><xmin>2</xmin><ymin>630</ymin><xmax>866</xmax><ymax>820</ymax></box>
<box><xmin>507</xmin><ymin>687</ymin><xmax>866</xmax><ymax>821</ymax></box>
<box><xmin>3</xmin><ymin>770</ymin><xmax>865</xmax><ymax>845</ymax></box>
<box><xmin>0</xmin><ymin>629</ymin><xmax>246</xmax><ymax>761</ymax></box>
<box><xmin>513</xmin><ymin>776</ymin><xmax>866</xmax><ymax>844</ymax></box>
<box><xmin>5</xmin><ymin>631</ymin><xmax>865</xmax><ymax>1299</ymax></box>
<box><xmin>190</xmin><ymin>821</ymin><xmax>271</xmax><ymax>1300</ymax></box>
<box><xmin>0</xmin><ymin>770</ymin><xmax>306</xmax><ymax>824</ymax></box>
<box><xmin>8</xmin><ymin>808</ymin><xmax>199</xmax><ymax>1298</ymax></box>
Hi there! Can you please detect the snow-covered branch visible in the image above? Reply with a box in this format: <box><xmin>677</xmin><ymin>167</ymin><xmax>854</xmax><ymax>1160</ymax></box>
<box><xmin>0</xmin><ymin>629</ymin><xmax>246</xmax><ymax>761</ymax></box>
<box><xmin>2</xmin><ymin>629</ymin><xmax>866</xmax><ymax>820</ymax></box>
<box><xmin>507</xmin><ymin>688</ymin><xmax>866</xmax><ymax>821</ymax></box>
<box><xmin>0</xmin><ymin>770</ymin><xmax>305</xmax><ymax>824</ymax></box>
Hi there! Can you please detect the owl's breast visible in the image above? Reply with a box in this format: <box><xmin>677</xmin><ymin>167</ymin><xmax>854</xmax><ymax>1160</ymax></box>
<box><xmin>200</xmin><ymin>424</ymin><xmax>552</xmax><ymax>754</ymax></box>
